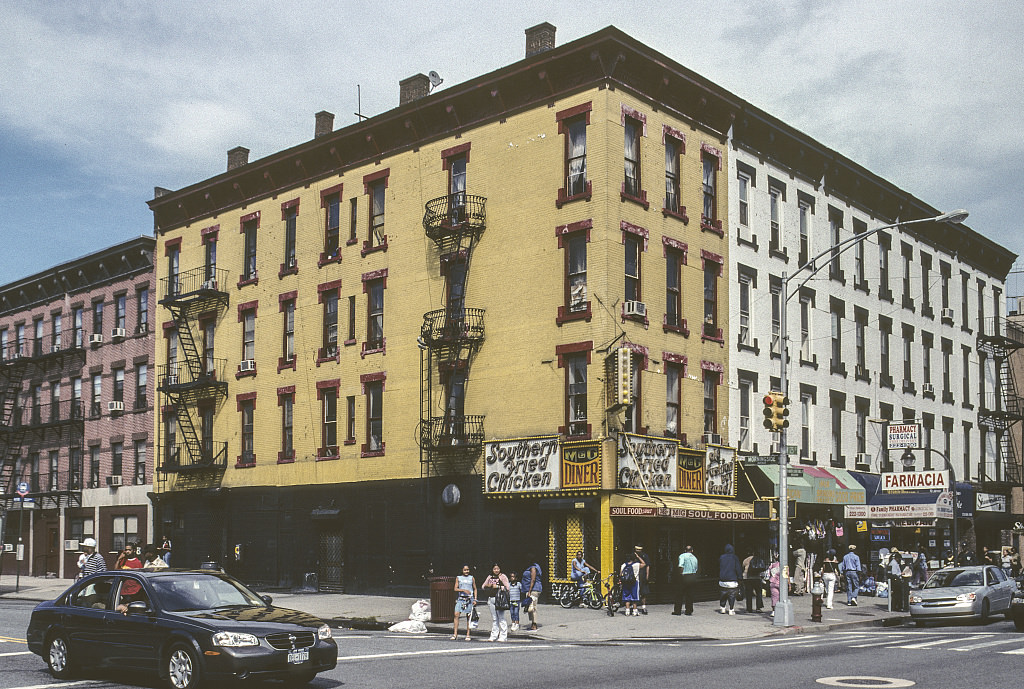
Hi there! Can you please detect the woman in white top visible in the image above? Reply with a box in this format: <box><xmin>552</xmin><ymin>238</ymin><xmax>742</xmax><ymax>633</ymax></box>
<box><xmin>481</xmin><ymin>564</ymin><xmax>511</xmax><ymax>642</ymax></box>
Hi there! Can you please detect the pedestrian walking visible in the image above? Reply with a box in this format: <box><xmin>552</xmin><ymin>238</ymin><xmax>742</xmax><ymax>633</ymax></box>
<box><xmin>841</xmin><ymin>544</ymin><xmax>862</xmax><ymax>606</ymax></box>
<box><xmin>481</xmin><ymin>564</ymin><xmax>510</xmax><ymax>642</ymax></box>
<box><xmin>451</xmin><ymin>564</ymin><xmax>477</xmax><ymax>640</ymax></box>
<box><xmin>1002</xmin><ymin>548</ymin><xmax>1014</xmax><ymax>578</ymax></box>
<box><xmin>911</xmin><ymin>550</ymin><xmax>928</xmax><ymax>589</ymax></box>
<box><xmin>634</xmin><ymin>544</ymin><xmax>651</xmax><ymax>614</ymax></box>
<box><xmin>507</xmin><ymin>571</ymin><xmax>522</xmax><ymax>631</ymax></box>
<box><xmin>791</xmin><ymin>533</ymin><xmax>807</xmax><ymax>595</ymax></box>
<box><xmin>673</xmin><ymin>544</ymin><xmax>698</xmax><ymax>616</ymax></box>
<box><xmin>160</xmin><ymin>535</ymin><xmax>172</xmax><ymax>566</ymax></box>
<box><xmin>718</xmin><ymin>544</ymin><xmax>743</xmax><ymax>615</ymax></box>
<box><xmin>765</xmin><ymin>554</ymin><xmax>781</xmax><ymax>617</ymax></box>
<box><xmin>886</xmin><ymin>549</ymin><xmax>906</xmax><ymax>612</ymax></box>
<box><xmin>819</xmin><ymin>548</ymin><xmax>839</xmax><ymax>609</ymax></box>
<box><xmin>620</xmin><ymin>552</ymin><xmax>641</xmax><ymax>615</ymax></box>
<box><xmin>78</xmin><ymin>538</ymin><xmax>108</xmax><ymax>579</ymax></box>
<box><xmin>522</xmin><ymin>555</ymin><xmax>543</xmax><ymax>631</ymax></box>
<box><xmin>741</xmin><ymin>549</ymin><xmax>765</xmax><ymax>612</ymax></box>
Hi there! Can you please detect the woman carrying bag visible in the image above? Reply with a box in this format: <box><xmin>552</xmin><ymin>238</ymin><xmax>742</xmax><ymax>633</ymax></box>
<box><xmin>482</xmin><ymin>563</ymin><xmax>511</xmax><ymax>642</ymax></box>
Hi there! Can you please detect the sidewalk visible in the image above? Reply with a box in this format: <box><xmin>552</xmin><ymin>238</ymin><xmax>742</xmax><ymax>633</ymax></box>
<box><xmin>0</xmin><ymin>574</ymin><xmax>906</xmax><ymax>641</ymax></box>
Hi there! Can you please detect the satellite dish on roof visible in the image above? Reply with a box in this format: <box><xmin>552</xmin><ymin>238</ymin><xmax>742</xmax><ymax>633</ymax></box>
<box><xmin>428</xmin><ymin>71</ymin><xmax>443</xmax><ymax>90</ymax></box>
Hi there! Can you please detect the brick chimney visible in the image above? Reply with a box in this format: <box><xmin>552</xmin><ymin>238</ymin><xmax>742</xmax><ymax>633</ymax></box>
<box><xmin>525</xmin><ymin>22</ymin><xmax>556</xmax><ymax>57</ymax></box>
<box><xmin>227</xmin><ymin>146</ymin><xmax>250</xmax><ymax>171</ymax></box>
<box><xmin>315</xmin><ymin>111</ymin><xmax>335</xmax><ymax>138</ymax></box>
<box><xmin>400</xmin><ymin>74</ymin><xmax>431</xmax><ymax>106</ymax></box>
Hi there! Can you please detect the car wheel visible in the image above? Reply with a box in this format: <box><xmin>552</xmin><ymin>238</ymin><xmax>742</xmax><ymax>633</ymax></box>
<box><xmin>45</xmin><ymin>634</ymin><xmax>74</xmax><ymax>679</ymax></box>
<box><xmin>166</xmin><ymin>643</ymin><xmax>202</xmax><ymax>689</ymax></box>
<box><xmin>980</xmin><ymin>598</ymin><xmax>991</xmax><ymax>622</ymax></box>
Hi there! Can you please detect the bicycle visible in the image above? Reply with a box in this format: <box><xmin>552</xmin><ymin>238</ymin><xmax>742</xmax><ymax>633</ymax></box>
<box><xmin>602</xmin><ymin>572</ymin><xmax>621</xmax><ymax>616</ymax></box>
<box><xmin>558</xmin><ymin>572</ymin><xmax>605</xmax><ymax>610</ymax></box>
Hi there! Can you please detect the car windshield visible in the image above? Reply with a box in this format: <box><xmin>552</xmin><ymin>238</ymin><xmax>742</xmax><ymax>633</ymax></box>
<box><xmin>923</xmin><ymin>569</ymin><xmax>983</xmax><ymax>589</ymax></box>
<box><xmin>149</xmin><ymin>574</ymin><xmax>267</xmax><ymax>612</ymax></box>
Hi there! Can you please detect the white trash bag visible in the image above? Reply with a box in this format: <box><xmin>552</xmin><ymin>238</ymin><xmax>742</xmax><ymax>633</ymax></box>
<box><xmin>388</xmin><ymin>599</ymin><xmax>432</xmax><ymax>633</ymax></box>
<box><xmin>409</xmin><ymin>599</ymin><xmax>431</xmax><ymax>622</ymax></box>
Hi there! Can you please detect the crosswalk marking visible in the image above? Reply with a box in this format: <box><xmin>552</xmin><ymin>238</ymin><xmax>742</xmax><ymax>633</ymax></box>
<box><xmin>709</xmin><ymin>635</ymin><xmax>824</xmax><ymax>646</ymax></box>
<box><xmin>896</xmin><ymin>635</ymin><xmax>987</xmax><ymax>649</ymax></box>
<box><xmin>1000</xmin><ymin>647</ymin><xmax>1024</xmax><ymax>654</ymax></box>
<box><xmin>951</xmin><ymin>637</ymin><xmax>1024</xmax><ymax>651</ymax></box>
<box><xmin>338</xmin><ymin>644</ymin><xmax>553</xmax><ymax>662</ymax></box>
<box><xmin>0</xmin><ymin>651</ymin><xmax>33</xmax><ymax>657</ymax></box>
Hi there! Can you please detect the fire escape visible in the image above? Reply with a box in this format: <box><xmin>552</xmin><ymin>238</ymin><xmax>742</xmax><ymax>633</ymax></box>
<box><xmin>157</xmin><ymin>266</ymin><xmax>229</xmax><ymax>485</ymax></box>
<box><xmin>419</xmin><ymin>194</ymin><xmax>487</xmax><ymax>476</ymax></box>
<box><xmin>0</xmin><ymin>334</ymin><xmax>86</xmax><ymax>509</ymax></box>
<box><xmin>978</xmin><ymin>315</ymin><xmax>1024</xmax><ymax>486</ymax></box>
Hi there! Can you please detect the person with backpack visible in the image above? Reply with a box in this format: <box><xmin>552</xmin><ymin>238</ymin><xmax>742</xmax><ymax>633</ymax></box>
<box><xmin>620</xmin><ymin>551</ymin><xmax>641</xmax><ymax>615</ymax></box>
<box><xmin>522</xmin><ymin>555</ymin><xmax>543</xmax><ymax>631</ymax></box>
<box><xmin>742</xmin><ymin>549</ymin><xmax>765</xmax><ymax>612</ymax></box>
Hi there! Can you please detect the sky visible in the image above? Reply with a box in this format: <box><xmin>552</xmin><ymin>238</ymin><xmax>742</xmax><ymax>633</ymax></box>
<box><xmin>1</xmin><ymin>1</ymin><xmax>1022</xmax><ymax>297</ymax></box>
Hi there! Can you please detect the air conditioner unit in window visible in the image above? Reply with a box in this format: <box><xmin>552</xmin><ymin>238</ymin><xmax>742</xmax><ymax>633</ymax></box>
<box><xmin>166</xmin><ymin>374</ymin><xmax>179</xmax><ymax>386</ymax></box>
<box><xmin>64</xmin><ymin>539</ymin><xmax>79</xmax><ymax>551</ymax></box>
<box><xmin>107</xmin><ymin>475</ymin><xmax>123</xmax><ymax>487</ymax></box>
<box><xmin>769</xmin><ymin>442</ymin><xmax>782</xmax><ymax>456</ymax></box>
<box><xmin>89</xmin><ymin>333</ymin><xmax>103</xmax><ymax>345</ymax></box>
<box><xmin>51</xmin><ymin>344</ymin><xmax>61</xmax><ymax>353</ymax></box>
<box><xmin>702</xmin><ymin>433</ymin><xmax>722</xmax><ymax>446</ymax></box>
<box><xmin>111</xmin><ymin>327</ymin><xmax>127</xmax><ymax>340</ymax></box>
<box><xmin>239</xmin><ymin>359</ymin><xmax>256</xmax><ymax>373</ymax></box>
<box><xmin>855</xmin><ymin>452</ymin><xmax>872</xmax><ymax>470</ymax></box>
<box><xmin>922</xmin><ymin>382</ymin><xmax>935</xmax><ymax>394</ymax></box>
<box><xmin>201</xmin><ymin>279</ymin><xmax>218</xmax><ymax>291</ymax></box>
<box><xmin>136</xmin><ymin>323</ymin><xmax>149</xmax><ymax>335</ymax></box>
<box><xmin>623</xmin><ymin>300</ymin><xmax>647</xmax><ymax>318</ymax></box>
<box><xmin>855</xmin><ymin>365</ymin><xmax>868</xmax><ymax>379</ymax></box>
<box><xmin>941</xmin><ymin>308</ymin><xmax>955</xmax><ymax>322</ymax></box>
<box><xmin>89</xmin><ymin>479</ymin><xmax>100</xmax><ymax>489</ymax></box>
<box><xmin>108</xmin><ymin>401</ymin><xmax>124</xmax><ymax>413</ymax></box>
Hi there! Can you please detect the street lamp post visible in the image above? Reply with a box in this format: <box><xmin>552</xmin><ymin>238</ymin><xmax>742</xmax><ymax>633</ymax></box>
<box><xmin>773</xmin><ymin>209</ymin><xmax>968</xmax><ymax>628</ymax></box>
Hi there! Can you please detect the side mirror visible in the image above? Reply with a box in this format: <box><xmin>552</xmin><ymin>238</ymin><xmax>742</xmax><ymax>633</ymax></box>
<box><xmin>127</xmin><ymin>601</ymin><xmax>151</xmax><ymax>614</ymax></box>
<box><xmin>260</xmin><ymin>594</ymin><xmax>273</xmax><ymax>606</ymax></box>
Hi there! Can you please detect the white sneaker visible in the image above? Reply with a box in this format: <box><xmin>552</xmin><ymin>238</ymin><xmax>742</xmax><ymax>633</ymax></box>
<box><xmin>719</xmin><ymin>607</ymin><xmax>727</xmax><ymax>614</ymax></box>
<box><xmin>633</xmin><ymin>609</ymin><xmax>639</xmax><ymax>616</ymax></box>
<box><xmin>510</xmin><ymin>623</ymin><xmax>519</xmax><ymax>631</ymax></box>
<box><xmin>728</xmin><ymin>609</ymin><xmax>735</xmax><ymax>615</ymax></box>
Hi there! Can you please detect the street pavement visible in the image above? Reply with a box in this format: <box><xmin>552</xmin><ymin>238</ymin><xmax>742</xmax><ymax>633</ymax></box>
<box><xmin>0</xmin><ymin>573</ymin><xmax>906</xmax><ymax>642</ymax></box>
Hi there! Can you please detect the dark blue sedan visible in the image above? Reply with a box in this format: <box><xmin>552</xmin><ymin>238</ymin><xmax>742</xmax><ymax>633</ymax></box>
<box><xmin>27</xmin><ymin>569</ymin><xmax>337</xmax><ymax>689</ymax></box>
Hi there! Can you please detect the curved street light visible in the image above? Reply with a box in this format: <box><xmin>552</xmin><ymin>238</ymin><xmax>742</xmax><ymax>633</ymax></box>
<box><xmin>772</xmin><ymin>209</ymin><xmax>968</xmax><ymax>627</ymax></box>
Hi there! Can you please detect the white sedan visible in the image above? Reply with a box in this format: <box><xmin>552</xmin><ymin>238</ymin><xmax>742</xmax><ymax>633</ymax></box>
<box><xmin>909</xmin><ymin>565</ymin><xmax>1016</xmax><ymax>626</ymax></box>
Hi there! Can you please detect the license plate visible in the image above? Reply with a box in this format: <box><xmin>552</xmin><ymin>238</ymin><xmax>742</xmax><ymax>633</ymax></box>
<box><xmin>287</xmin><ymin>649</ymin><xmax>309</xmax><ymax>664</ymax></box>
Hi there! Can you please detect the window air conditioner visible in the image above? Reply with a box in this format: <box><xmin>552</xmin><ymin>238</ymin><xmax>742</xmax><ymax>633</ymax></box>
<box><xmin>108</xmin><ymin>401</ymin><xmax>124</xmax><ymax>413</ymax></box>
<box><xmin>201</xmin><ymin>279</ymin><xmax>218</xmax><ymax>291</ymax></box>
<box><xmin>107</xmin><ymin>475</ymin><xmax>123</xmax><ymax>487</ymax></box>
<box><xmin>166</xmin><ymin>374</ymin><xmax>179</xmax><ymax>386</ymax></box>
<box><xmin>941</xmin><ymin>308</ymin><xmax>955</xmax><ymax>322</ymax></box>
<box><xmin>855</xmin><ymin>452</ymin><xmax>872</xmax><ymax>470</ymax></box>
<box><xmin>51</xmin><ymin>344</ymin><xmax>61</xmax><ymax>353</ymax></box>
<box><xmin>702</xmin><ymin>433</ymin><xmax>722</xmax><ymax>446</ymax></box>
<box><xmin>111</xmin><ymin>328</ymin><xmax>127</xmax><ymax>340</ymax></box>
<box><xmin>922</xmin><ymin>382</ymin><xmax>935</xmax><ymax>394</ymax></box>
<box><xmin>855</xmin><ymin>365</ymin><xmax>868</xmax><ymax>378</ymax></box>
<box><xmin>64</xmin><ymin>539</ymin><xmax>80</xmax><ymax>551</ymax></box>
<box><xmin>89</xmin><ymin>333</ymin><xmax>103</xmax><ymax>345</ymax></box>
<box><xmin>239</xmin><ymin>359</ymin><xmax>256</xmax><ymax>373</ymax></box>
<box><xmin>623</xmin><ymin>300</ymin><xmax>647</xmax><ymax>318</ymax></box>
<box><xmin>136</xmin><ymin>323</ymin><xmax>149</xmax><ymax>335</ymax></box>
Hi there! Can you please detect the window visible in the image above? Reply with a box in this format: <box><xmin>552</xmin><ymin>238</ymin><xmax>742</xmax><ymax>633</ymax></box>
<box><xmin>111</xmin><ymin>441</ymin><xmax>123</xmax><ymax>476</ymax></box>
<box><xmin>853</xmin><ymin>219</ymin><xmax>867</xmax><ymax>287</ymax></box>
<box><xmin>366</xmin><ymin>278</ymin><xmax>385</xmax><ymax>350</ymax></box>
<box><xmin>49</xmin><ymin>382</ymin><xmax>60</xmax><ymax>423</ymax></box>
<box><xmin>737</xmin><ymin>376</ymin><xmax>751</xmax><ymax>451</ymax></box>
<box><xmin>201</xmin><ymin>320</ymin><xmax>215</xmax><ymax>376</ymax></box>
<box><xmin>111</xmin><ymin>516</ymin><xmax>138</xmax><ymax>553</ymax></box>
<box><xmin>69</xmin><ymin>516</ymin><xmax>94</xmax><ymax>543</ymax></box>
<box><xmin>828</xmin><ymin>207</ymin><xmax>843</xmax><ymax>280</ymax></box>
<box><xmin>92</xmin><ymin>300</ymin><xmax>104</xmax><ymax>337</ymax></box>
<box><xmin>830</xmin><ymin>394</ymin><xmax>844</xmax><ymax>467</ymax></box>
<box><xmin>962</xmin><ymin>346</ymin><xmax>972</xmax><ymax>405</ymax></box>
<box><xmin>770</xmin><ymin>279</ymin><xmax>782</xmax><ymax>356</ymax></box>
<box><xmin>281</xmin><ymin>393</ymin><xmax>294</xmax><ymax>461</ymax></box>
<box><xmin>133</xmin><ymin>440</ymin><xmax>146</xmax><ymax>485</ymax></box>
<box><xmin>666</xmin><ymin>362</ymin><xmax>682</xmax><ymax>439</ymax></box>
<box><xmin>347</xmin><ymin>295</ymin><xmax>356</xmax><ymax>342</ymax></box>
<box><xmin>448</xmin><ymin>153</ymin><xmax>467</xmax><ymax>213</ymax></box>
<box><xmin>738</xmin><ymin>272</ymin><xmax>752</xmax><ymax>347</ymax></box>
<box><xmin>15</xmin><ymin>323</ymin><xmax>24</xmax><ymax>356</ymax></box>
<box><xmin>168</xmin><ymin>243</ymin><xmax>180</xmax><ymax>295</ymax></box>
<box><xmin>798</xmin><ymin>198</ymin><xmax>812</xmax><ymax>265</ymax></box>
<box><xmin>855</xmin><ymin>399</ymin><xmax>869</xmax><ymax>455</ymax></box>
<box><xmin>52</xmin><ymin>313</ymin><xmax>62</xmax><ymax>351</ymax></box>
<box><xmin>33</xmin><ymin>318</ymin><xmax>43</xmax><ymax>356</ymax></box>
<box><xmin>565</xmin><ymin>352</ymin><xmax>588</xmax><ymax>437</ymax></box>
<box><xmin>922</xmin><ymin>332</ymin><xmax>933</xmax><ymax>387</ymax></box>
<box><xmin>201</xmin><ymin>405</ymin><xmax>214</xmax><ymax>461</ymax></box>
<box><xmin>324</xmin><ymin>191</ymin><xmax>341</xmax><ymax>259</ymax></box>
<box><xmin>878</xmin><ymin>234</ymin><xmax>892</xmax><ymax>301</ymax></box>
<box><xmin>368</xmin><ymin>180</ymin><xmax>386</xmax><ymax>249</ymax></box>
<box><xmin>346</xmin><ymin>395</ymin><xmax>356</xmax><ymax>444</ymax></box>
<box><xmin>920</xmin><ymin>253</ymin><xmax>932</xmax><ymax>314</ymax></box>
<box><xmin>830</xmin><ymin>305</ymin><xmax>843</xmax><ymax>373</ymax></box>
<box><xmin>239</xmin><ymin>398</ymin><xmax>255</xmax><ymax>465</ymax></box>
<box><xmin>879</xmin><ymin>317</ymin><xmax>892</xmax><ymax>387</ymax></box>
<box><xmin>165</xmin><ymin>415</ymin><xmax>177</xmax><ymax>466</ymax></box>
<box><xmin>321</xmin><ymin>291</ymin><xmax>338</xmax><ymax>359</ymax></box>
<box><xmin>89</xmin><ymin>445</ymin><xmax>100</xmax><ymax>486</ymax></box>
<box><xmin>91</xmin><ymin>374</ymin><xmax>102</xmax><ymax>417</ymax></box>
<box><xmin>204</xmin><ymin>237</ymin><xmax>217</xmax><ymax>283</ymax></box>
<box><xmin>241</xmin><ymin>309</ymin><xmax>255</xmax><ymax>363</ymax></box>
<box><xmin>284</xmin><ymin>203</ymin><xmax>298</xmax><ymax>268</ymax></box>
<box><xmin>0</xmin><ymin>328</ymin><xmax>6</xmax><ymax>360</ymax></box>
<box><xmin>665</xmin><ymin>135</ymin><xmax>682</xmax><ymax>214</ymax></box>
<box><xmin>136</xmin><ymin>289</ymin><xmax>148</xmax><ymax>334</ymax></box>
<box><xmin>624</xmin><ymin>233</ymin><xmax>641</xmax><ymax>303</ymax></box>
<box><xmin>242</xmin><ymin>217</ymin><xmax>258</xmax><ymax>281</ymax></box>
<box><xmin>556</xmin><ymin>103</ymin><xmax>591</xmax><ymax>204</ymax></box>
<box><xmin>283</xmin><ymin>299</ymin><xmax>295</xmax><ymax>362</ymax></box>
<box><xmin>901</xmin><ymin>244</ymin><xmax>914</xmax><ymax>308</ymax></box>
<box><xmin>113</xmin><ymin>368</ymin><xmax>124</xmax><ymax>403</ymax></box>
<box><xmin>701</xmin><ymin>152</ymin><xmax>718</xmax><ymax>227</ymax></box>
<box><xmin>623</xmin><ymin>115</ymin><xmax>642</xmax><ymax>198</ymax></box>
<box><xmin>800</xmin><ymin>392</ymin><xmax>812</xmax><ymax>460</ymax></box>
<box><xmin>703</xmin><ymin>369</ymin><xmax>720</xmax><ymax>434</ymax></box>
<box><xmin>940</xmin><ymin>261</ymin><xmax>951</xmax><ymax>310</ymax></box>
<box><xmin>31</xmin><ymin>384</ymin><xmax>41</xmax><ymax>425</ymax></box>
<box><xmin>567</xmin><ymin>233</ymin><xmax>588</xmax><ymax>314</ymax></box>
<box><xmin>855</xmin><ymin>309</ymin><xmax>867</xmax><ymax>375</ymax></box>
<box><xmin>47</xmin><ymin>451</ymin><xmax>58</xmax><ymax>491</ymax></box>
<box><xmin>135</xmin><ymin>364</ymin><xmax>147</xmax><ymax>410</ymax></box>
<box><xmin>942</xmin><ymin>339</ymin><xmax>953</xmax><ymax>401</ymax></box>
<box><xmin>703</xmin><ymin>255</ymin><xmax>720</xmax><ymax>338</ymax></box>
<box><xmin>321</xmin><ymin>387</ymin><xmax>338</xmax><ymax>456</ymax></box>
<box><xmin>349</xmin><ymin>197</ymin><xmax>358</xmax><ymax>242</ymax></box>
<box><xmin>737</xmin><ymin>171</ymin><xmax>750</xmax><ymax>228</ymax></box>
<box><xmin>977</xmin><ymin>279</ymin><xmax>986</xmax><ymax>336</ymax></box>
<box><xmin>799</xmin><ymin>293</ymin><xmax>811</xmax><ymax>361</ymax></box>
<box><xmin>69</xmin><ymin>447</ymin><xmax>82</xmax><ymax>489</ymax></box>
<box><xmin>902</xmin><ymin>325</ymin><xmax>914</xmax><ymax>390</ymax></box>
<box><xmin>961</xmin><ymin>271</ymin><xmax>970</xmax><ymax>328</ymax></box>
<box><xmin>73</xmin><ymin>306</ymin><xmax>84</xmax><ymax>347</ymax></box>
<box><xmin>769</xmin><ymin>184</ymin><xmax>783</xmax><ymax>253</ymax></box>
<box><xmin>365</xmin><ymin>379</ymin><xmax>383</xmax><ymax>453</ymax></box>
<box><xmin>71</xmin><ymin>377</ymin><xmax>82</xmax><ymax>418</ymax></box>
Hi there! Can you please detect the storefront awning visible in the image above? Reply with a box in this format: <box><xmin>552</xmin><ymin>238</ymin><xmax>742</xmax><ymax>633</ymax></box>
<box><xmin>609</xmin><ymin>492</ymin><xmax>756</xmax><ymax>521</ymax></box>
<box><xmin>746</xmin><ymin>465</ymin><xmax>865</xmax><ymax>505</ymax></box>
<box><xmin>850</xmin><ymin>472</ymin><xmax>973</xmax><ymax>516</ymax></box>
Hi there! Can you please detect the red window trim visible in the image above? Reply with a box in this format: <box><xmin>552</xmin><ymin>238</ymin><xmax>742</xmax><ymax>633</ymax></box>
<box><xmin>555</xmin><ymin>102</ymin><xmax>592</xmax><ymax>129</ymax></box>
<box><xmin>279</xmin><ymin>291</ymin><xmax>298</xmax><ymax>308</ymax></box>
<box><xmin>316</xmin><ymin>379</ymin><xmax>341</xmax><ymax>398</ymax></box>
<box><xmin>163</xmin><ymin>237</ymin><xmax>182</xmax><ymax>254</ymax></box>
<box><xmin>237</xmin><ymin>300</ymin><xmax>258</xmax><ymax>321</ymax></box>
<box><xmin>556</xmin><ymin>102</ymin><xmax>593</xmax><ymax>208</ymax></box>
<box><xmin>200</xmin><ymin>224</ymin><xmax>219</xmax><ymax>244</ymax></box>
<box><xmin>556</xmin><ymin>221</ymin><xmax>593</xmax><ymax>325</ymax></box>
<box><xmin>239</xmin><ymin>210</ymin><xmax>261</xmax><ymax>230</ymax></box>
<box><xmin>362</xmin><ymin>168</ymin><xmax>390</xmax><ymax>193</ymax></box>
<box><xmin>359</xmin><ymin>371</ymin><xmax>386</xmax><ymax>393</ymax></box>
<box><xmin>361</xmin><ymin>268</ymin><xmax>389</xmax><ymax>291</ymax></box>
<box><xmin>280</xmin><ymin>197</ymin><xmax>300</xmax><ymax>218</ymax></box>
<box><xmin>318</xmin><ymin>279</ymin><xmax>343</xmax><ymax>301</ymax></box>
<box><xmin>662</xmin><ymin>236</ymin><xmax>688</xmax><ymax>262</ymax></box>
<box><xmin>556</xmin><ymin>341</ymin><xmax>593</xmax><ymax>439</ymax></box>
<box><xmin>662</xmin><ymin>125</ymin><xmax>686</xmax><ymax>150</ymax></box>
<box><xmin>620</xmin><ymin>221</ymin><xmax>649</xmax><ymax>251</ymax></box>
<box><xmin>555</xmin><ymin>341</ymin><xmax>593</xmax><ymax>368</ymax></box>
<box><xmin>277</xmin><ymin>385</ymin><xmax>296</xmax><ymax>397</ymax></box>
<box><xmin>319</xmin><ymin>183</ymin><xmax>343</xmax><ymax>205</ymax></box>
<box><xmin>441</xmin><ymin>142</ymin><xmax>472</xmax><ymax>168</ymax></box>
<box><xmin>235</xmin><ymin>391</ymin><xmax>257</xmax><ymax>410</ymax></box>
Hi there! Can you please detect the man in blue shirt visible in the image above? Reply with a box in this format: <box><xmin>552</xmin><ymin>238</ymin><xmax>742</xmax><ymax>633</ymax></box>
<box><xmin>840</xmin><ymin>544</ymin><xmax>862</xmax><ymax>606</ymax></box>
<box><xmin>673</xmin><ymin>545</ymin><xmax>699</xmax><ymax>616</ymax></box>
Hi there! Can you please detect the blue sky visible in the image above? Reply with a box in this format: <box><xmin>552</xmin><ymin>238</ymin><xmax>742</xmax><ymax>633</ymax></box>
<box><xmin>1</xmin><ymin>1</ymin><xmax>1022</xmax><ymax>296</ymax></box>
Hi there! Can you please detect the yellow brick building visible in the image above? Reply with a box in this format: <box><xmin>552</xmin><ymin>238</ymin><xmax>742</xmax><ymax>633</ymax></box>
<box><xmin>149</xmin><ymin>25</ymin><xmax>753</xmax><ymax>594</ymax></box>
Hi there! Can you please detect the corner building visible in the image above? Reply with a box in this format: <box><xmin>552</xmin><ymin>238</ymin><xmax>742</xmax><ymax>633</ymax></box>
<box><xmin>149</xmin><ymin>25</ymin><xmax>754</xmax><ymax>595</ymax></box>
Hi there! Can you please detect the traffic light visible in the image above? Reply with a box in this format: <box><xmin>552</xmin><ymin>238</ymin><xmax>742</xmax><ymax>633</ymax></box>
<box><xmin>762</xmin><ymin>391</ymin><xmax>790</xmax><ymax>432</ymax></box>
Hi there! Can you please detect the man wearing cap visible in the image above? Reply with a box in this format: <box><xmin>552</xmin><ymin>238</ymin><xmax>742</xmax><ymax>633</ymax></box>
<box><xmin>840</xmin><ymin>544</ymin><xmax>862</xmax><ymax>606</ymax></box>
<box><xmin>79</xmin><ymin>538</ymin><xmax>108</xmax><ymax>579</ymax></box>
<box><xmin>633</xmin><ymin>544</ymin><xmax>652</xmax><ymax>615</ymax></box>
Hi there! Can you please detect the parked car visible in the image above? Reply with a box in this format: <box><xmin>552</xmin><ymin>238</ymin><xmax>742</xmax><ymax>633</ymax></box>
<box><xmin>909</xmin><ymin>565</ymin><xmax>1016</xmax><ymax>626</ymax></box>
<box><xmin>1010</xmin><ymin>576</ymin><xmax>1024</xmax><ymax>631</ymax></box>
<box><xmin>27</xmin><ymin>569</ymin><xmax>337</xmax><ymax>689</ymax></box>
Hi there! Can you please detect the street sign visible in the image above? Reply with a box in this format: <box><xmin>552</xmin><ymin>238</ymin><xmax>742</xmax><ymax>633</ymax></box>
<box><xmin>786</xmin><ymin>467</ymin><xmax>803</xmax><ymax>478</ymax></box>
<box><xmin>742</xmin><ymin>455</ymin><xmax>779</xmax><ymax>465</ymax></box>
<box><xmin>787</xmin><ymin>445</ymin><xmax>798</xmax><ymax>455</ymax></box>
<box><xmin>16</xmin><ymin>481</ymin><xmax>29</xmax><ymax>497</ymax></box>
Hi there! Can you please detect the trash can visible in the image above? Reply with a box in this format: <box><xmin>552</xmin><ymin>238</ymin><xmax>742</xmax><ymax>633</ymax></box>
<box><xmin>429</xmin><ymin>576</ymin><xmax>457</xmax><ymax>623</ymax></box>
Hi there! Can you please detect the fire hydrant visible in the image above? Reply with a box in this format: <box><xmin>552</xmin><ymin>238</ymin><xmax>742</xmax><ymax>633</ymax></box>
<box><xmin>810</xmin><ymin>578</ymin><xmax>824</xmax><ymax>622</ymax></box>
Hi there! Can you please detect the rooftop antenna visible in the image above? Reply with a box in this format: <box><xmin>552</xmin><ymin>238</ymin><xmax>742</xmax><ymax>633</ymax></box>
<box><xmin>355</xmin><ymin>84</ymin><xmax>368</xmax><ymax>121</ymax></box>
<box><xmin>428</xmin><ymin>71</ymin><xmax>443</xmax><ymax>92</ymax></box>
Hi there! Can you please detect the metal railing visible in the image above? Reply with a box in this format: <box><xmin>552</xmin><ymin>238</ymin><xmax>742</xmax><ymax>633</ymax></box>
<box><xmin>160</xmin><ymin>266</ymin><xmax>228</xmax><ymax>303</ymax></box>
<box><xmin>422</xmin><ymin>194</ymin><xmax>487</xmax><ymax>237</ymax></box>
<box><xmin>420</xmin><ymin>415</ymin><xmax>485</xmax><ymax>451</ymax></box>
<box><xmin>420</xmin><ymin>308</ymin><xmax>485</xmax><ymax>346</ymax></box>
<box><xmin>158</xmin><ymin>359</ymin><xmax>228</xmax><ymax>389</ymax></box>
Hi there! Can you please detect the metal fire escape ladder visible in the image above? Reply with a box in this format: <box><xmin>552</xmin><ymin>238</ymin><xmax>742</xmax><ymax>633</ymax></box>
<box><xmin>978</xmin><ymin>315</ymin><xmax>1024</xmax><ymax>486</ymax></box>
<box><xmin>0</xmin><ymin>354</ymin><xmax>28</xmax><ymax>497</ymax></box>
